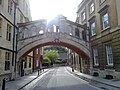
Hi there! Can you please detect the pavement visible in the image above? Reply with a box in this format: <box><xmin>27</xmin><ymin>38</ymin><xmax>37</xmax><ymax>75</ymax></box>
<box><xmin>0</xmin><ymin>69</ymin><xmax>48</xmax><ymax>90</ymax></box>
<box><xmin>66</xmin><ymin>66</ymin><xmax>120</xmax><ymax>89</ymax></box>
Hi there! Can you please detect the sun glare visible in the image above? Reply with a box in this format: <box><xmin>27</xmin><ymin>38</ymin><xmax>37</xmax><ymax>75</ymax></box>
<box><xmin>29</xmin><ymin>0</ymin><xmax>81</xmax><ymax>22</ymax></box>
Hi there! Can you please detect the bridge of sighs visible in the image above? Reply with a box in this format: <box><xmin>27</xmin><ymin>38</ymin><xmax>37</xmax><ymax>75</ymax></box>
<box><xmin>17</xmin><ymin>15</ymin><xmax>91</xmax><ymax>73</ymax></box>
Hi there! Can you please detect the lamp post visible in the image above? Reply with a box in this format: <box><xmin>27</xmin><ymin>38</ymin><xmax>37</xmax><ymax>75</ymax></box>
<box><xmin>11</xmin><ymin>0</ymin><xmax>18</xmax><ymax>80</ymax></box>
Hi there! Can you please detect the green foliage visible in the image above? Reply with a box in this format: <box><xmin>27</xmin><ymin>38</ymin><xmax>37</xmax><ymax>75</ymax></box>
<box><xmin>44</xmin><ymin>46</ymin><xmax>68</xmax><ymax>53</ymax></box>
<box><xmin>43</xmin><ymin>57</ymin><xmax>51</xmax><ymax>65</ymax></box>
<box><xmin>44</xmin><ymin>50</ymin><xmax>58</xmax><ymax>64</ymax></box>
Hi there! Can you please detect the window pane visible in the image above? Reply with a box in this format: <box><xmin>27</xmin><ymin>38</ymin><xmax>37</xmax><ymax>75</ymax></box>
<box><xmin>5</xmin><ymin>52</ymin><xmax>10</xmax><ymax>70</ymax></box>
<box><xmin>39</xmin><ymin>30</ymin><xmax>44</xmax><ymax>34</ymax></box>
<box><xmin>81</xmin><ymin>11</ymin><xmax>86</xmax><ymax>21</ymax></box>
<box><xmin>68</xmin><ymin>26</ymin><xmax>73</xmax><ymax>35</ymax></box>
<box><xmin>90</xmin><ymin>3</ymin><xmax>94</xmax><ymax>14</ymax></box>
<box><xmin>6</xmin><ymin>24</ymin><xmax>11</xmax><ymax>41</ymax></box>
<box><xmin>31</xmin><ymin>26</ymin><xmax>37</xmax><ymax>36</ymax></box>
<box><xmin>91</xmin><ymin>22</ymin><xmax>96</xmax><ymax>36</ymax></box>
<box><xmin>93</xmin><ymin>48</ymin><xmax>99</xmax><ymax>65</ymax></box>
<box><xmin>82</xmin><ymin>30</ymin><xmax>87</xmax><ymax>41</ymax></box>
<box><xmin>75</xmin><ymin>28</ymin><xmax>80</xmax><ymax>37</ymax></box>
<box><xmin>102</xmin><ymin>13</ymin><xmax>109</xmax><ymax>29</ymax></box>
<box><xmin>104</xmin><ymin>13</ymin><xmax>108</xmax><ymax>21</ymax></box>
<box><xmin>8</xmin><ymin>0</ymin><xmax>13</xmax><ymax>15</ymax></box>
<box><xmin>106</xmin><ymin>44</ymin><xmax>113</xmax><ymax>65</ymax></box>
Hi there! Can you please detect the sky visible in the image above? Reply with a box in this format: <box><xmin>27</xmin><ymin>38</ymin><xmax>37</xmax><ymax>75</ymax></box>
<box><xmin>29</xmin><ymin>0</ymin><xmax>82</xmax><ymax>22</ymax></box>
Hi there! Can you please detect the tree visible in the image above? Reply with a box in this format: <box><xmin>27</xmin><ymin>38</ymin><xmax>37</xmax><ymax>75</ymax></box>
<box><xmin>44</xmin><ymin>46</ymin><xmax>68</xmax><ymax>53</ymax></box>
<box><xmin>43</xmin><ymin>57</ymin><xmax>51</xmax><ymax>65</ymax></box>
<box><xmin>44</xmin><ymin>50</ymin><xmax>58</xmax><ymax>65</ymax></box>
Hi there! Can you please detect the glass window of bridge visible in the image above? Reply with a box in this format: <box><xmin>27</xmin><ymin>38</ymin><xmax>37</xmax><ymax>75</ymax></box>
<box><xmin>82</xmin><ymin>30</ymin><xmax>87</xmax><ymax>41</ymax></box>
<box><xmin>93</xmin><ymin>47</ymin><xmax>99</xmax><ymax>65</ymax></box>
<box><xmin>39</xmin><ymin>30</ymin><xmax>44</xmax><ymax>34</ymax></box>
<box><xmin>68</xmin><ymin>25</ymin><xmax>73</xmax><ymax>35</ymax></box>
<box><xmin>19</xmin><ymin>28</ymin><xmax>24</xmax><ymax>39</ymax></box>
<box><xmin>39</xmin><ymin>24</ymin><xmax>45</xmax><ymax>34</ymax></box>
<box><xmin>56</xmin><ymin>26</ymin><xmax>60</xmax><ymax>32</ymax></box>
<box><xmin>22</xmin><ymin>28</ymin><xmax>29</xmax><ymax>38</ymax></box>
<box><xmin>22</xmin><ymin>29</ymin><xmax>24</xmax><ymax>38</ymax></box>
<box><xmin>31</xmin><ymin>26</ymin><xmax>37</xmax><ymax>36</ymax></box>
<box><xmin>40</xmin><ymin>24</ymin><xmax>45</xmax><ymax>30</ymax></box>
<box><xmin>47</xmin><ymin>29</ymin><xmax>50</xmax><ymax>32</ymax></box>
<box><xmin>5</xmin><ymin>52</ymin><xmax>11</xmax><ymax>71</ymax></box>
<box><xmin>53</xmin><ymin>25</ymin><xmax>59</xmax><ymax>32</ymax></box>
<box><xmin>75</xmin><ymin>28</ymin><xmax>80</xmax><ymax>37</ymax></box>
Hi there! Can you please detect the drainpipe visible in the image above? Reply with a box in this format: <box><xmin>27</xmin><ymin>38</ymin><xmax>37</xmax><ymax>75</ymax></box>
<box><xmin>11</xmin><ymin>0</ymin><xmax>18</xmax><ymax>80</ymax></box>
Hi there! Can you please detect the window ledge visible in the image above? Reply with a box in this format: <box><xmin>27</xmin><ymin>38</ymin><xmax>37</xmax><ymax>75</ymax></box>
<box><xmin>94</xmin><ymin>65</ymin><xmax>99</xmax><ymax>66</ymax></box>
<box><xmin>89</xmin><ymin>11</ymin><xmax>95</xmax><ymax>17</ymax></box>
<box><xmin>106</xmin><ymin>64</ymin><xmax>113</xmax><ymax>67</ymax></box>
<box><xmin>102</xmin><ymin>26</ymin><xmax>110</xmax><ymax>32</ymax></box>
<box><xmin>82</xmin><ymin>19</ymin><xmax>87</xmax><ymax>24</ymax></box>
<box><xmin>91</xmin><ymin>33</ymin><xmax>96</xmax><ymax>37</ymax></box>
<box><xmin>88</xmin><ymin>15</ymin><xmax>95</xmax><ymax>22</ymax></box>
<box><xmin>100</xmin><ymin>1</ymin><xmax>106</xmax><ymax>6</ymax></box>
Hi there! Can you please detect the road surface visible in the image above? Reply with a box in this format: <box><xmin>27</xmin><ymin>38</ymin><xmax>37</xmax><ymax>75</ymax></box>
<box><xmin>23</xmin><ymin>67</ymin><xmax>100</xmax><ymax>90</ymax></box>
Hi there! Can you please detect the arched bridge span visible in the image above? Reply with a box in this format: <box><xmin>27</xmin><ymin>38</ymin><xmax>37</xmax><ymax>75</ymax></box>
<box><xmin>17</xmin><ymin>15</ymin><xmax>90</xmax><ymax>59</ymax></box>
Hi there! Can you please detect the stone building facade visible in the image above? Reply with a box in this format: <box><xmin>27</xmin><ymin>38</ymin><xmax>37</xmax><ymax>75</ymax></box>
<box><xmin>33</xmin><ymin>48</ymin><xmax>42</xmax><ymax>71</ymax></box>
<box><xmin>19</xmin><ymin>52</ymin><xmax>33</xmax><ymax>77</ymax></box>
<box><xmin>68</xmin><ymin>49</ymin><xmax>90</xmax><ymax>74</ymax></box>
<box><xmin>0</xmin><ymin>0</ymin><xmax>31</xmax><ymax>84</ymax></box>
<box><xmin>77</xmin><ymin>0</ymin><xmax>120</xmax><ymax>79</ymax></box>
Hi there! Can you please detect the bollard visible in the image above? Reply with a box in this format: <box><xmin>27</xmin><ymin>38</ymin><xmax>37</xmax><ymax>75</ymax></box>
<box><xmin>2</xmin><ymin>78</ymin><xmax>5</xmax><ymax>90</ymax></box>
<box><xmin>40</xmin><ymin>68</ymin><xmax>42</xmax><ymax>73</ymax></box>
<box><xmin>72</xmin><ymin>68</ymin><xmax>74</xmax><ymax>72</ymax></box>
<box><xmin>38</xmin><ymin>69</ymin><xmax>39</xmax><ymax>76</ymax></box>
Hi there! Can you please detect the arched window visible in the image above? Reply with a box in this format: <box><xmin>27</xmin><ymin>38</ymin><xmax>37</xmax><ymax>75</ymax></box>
<box><xmin>18</xmin><ymin>28</ymin><xmax>23</xmax><ymax>39</ymax></box>
<box><xmin>75</xmin><ymin>28</ymin><xmax>80</xmax><ymax>37</ymax></box>
<box><xmin>39</xmin><ymin>24</ymin><xmax>45</xmax><ymax>34</ymax></box>
<box><xmin>47</xmin><ymin>23</ymin><xmax>54</xmax><ymax>32</ymax></box>
<box><xmin>39</xmin><ymin>30</ymin><xmax>44</xmax><ymax>34</ymax></box>
<box><xmin>68</xmin><ymin>25</ymin><xmax>73</xmax><ymax>35</ymax></box>
<box><xmin>22</xmin><ymin>28</ymin><xmax>29</xmax><ymax>39</ymax></box>
<box><xmin>30</xmin><ymin>26</ymin><xmax>37</xmax><ymax>36</ymax></box>
<box><xmin>82</xmin><ymin>30</ymin><xmax>87</xmax><ymax>41</ymax></box>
